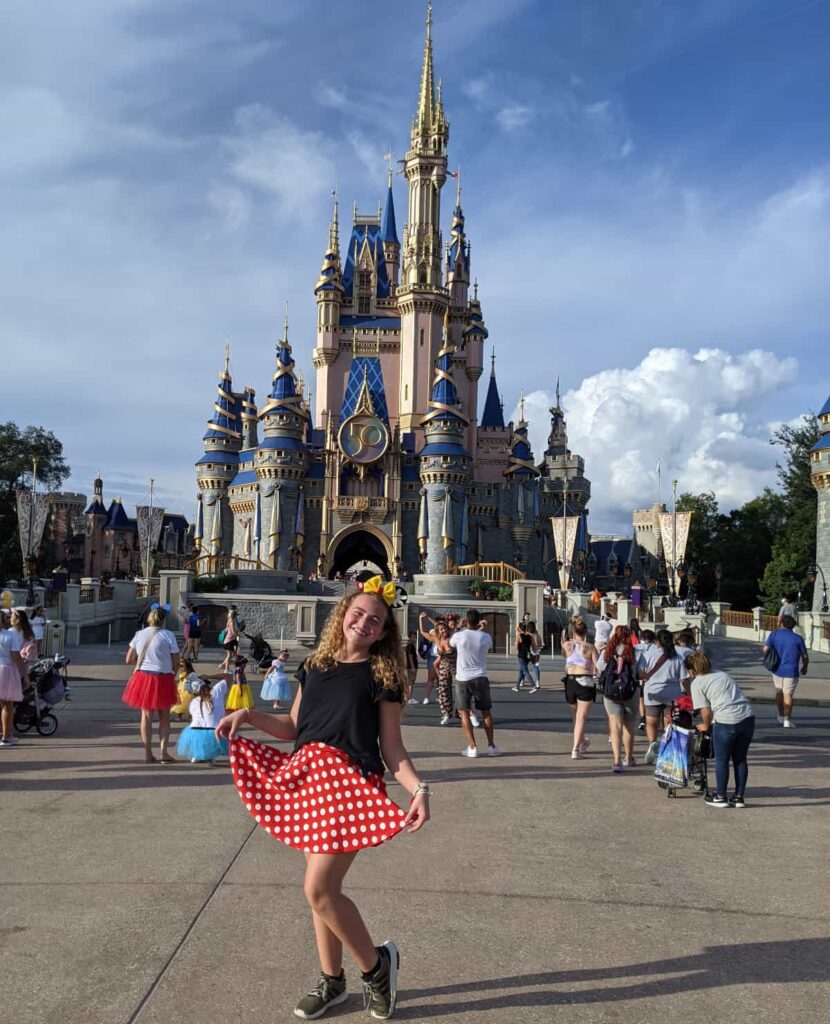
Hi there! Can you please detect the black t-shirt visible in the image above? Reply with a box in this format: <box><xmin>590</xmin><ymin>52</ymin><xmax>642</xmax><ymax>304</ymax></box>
<box><xmin>517</xmin><ymin>631</ymin><xmax>532</xmax><ymax>658</ymax></box>
<box><xmin>294</xmin><ymin>660</ymin><xmax>402</xmax><ymax>776</ymax></box>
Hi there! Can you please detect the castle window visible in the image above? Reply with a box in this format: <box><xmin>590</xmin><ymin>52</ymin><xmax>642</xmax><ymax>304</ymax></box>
<box><xmin>358</xmin><ymin>296</ymin><xmax>371</xmax><ymax>315</ymax></box>
<box><xmin>358</xmin><ymin>271</ymin><xmax>371</xmax><ymax>289</ymax></box>
<box><xmin>419</xmin><ymin>329</ymin><xmax>424</xmax><ymax>347</ymax></box>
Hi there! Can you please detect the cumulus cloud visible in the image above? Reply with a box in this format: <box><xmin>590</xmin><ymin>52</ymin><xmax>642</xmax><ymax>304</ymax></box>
<box><xmin>222</xmin><ymin>104</ymin><xmax>336</xmax><ymax>217</ymax></box>
<box><xmin>497</xmin><ymin>104</ymin><xmax>534</xmax><ymax>132</ymax></box>
<box><xmin>512</xmin><ymin>347</ymin><xmax>798</xmax><ymax>533</ymax></box>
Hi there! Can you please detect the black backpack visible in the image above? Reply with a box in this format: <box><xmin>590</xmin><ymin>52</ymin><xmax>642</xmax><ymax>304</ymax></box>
<box><xmin>599</xmin><ymin>656</ymin><xmax>638</xmax><ymax>702</ymax></box>
<box><xmin>417</xmin><ymin>635</ymin><xmax>430</xmax><ymax>660</ymax></box>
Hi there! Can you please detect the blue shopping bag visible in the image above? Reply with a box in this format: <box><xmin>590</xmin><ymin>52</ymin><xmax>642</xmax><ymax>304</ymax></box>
<box><xmin>653</xmin><ymin>724</ymin><xmax>691</xmax><ymax>788</ymax></box>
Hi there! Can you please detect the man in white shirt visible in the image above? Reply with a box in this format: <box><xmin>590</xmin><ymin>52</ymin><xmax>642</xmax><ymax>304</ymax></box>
<box><xmin>449</xmin><ymin>608</ymin><xmax>501</xmax><ymax>758</ymax></box>
<box><xmin>594</xmin><ymin>615</ymin><xmax>612</xmax><ymax>651</ymax></box>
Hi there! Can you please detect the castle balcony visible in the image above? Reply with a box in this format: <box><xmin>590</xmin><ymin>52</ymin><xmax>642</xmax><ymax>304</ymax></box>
<box><xmin>455</xmin><ymin>561</ymin><xmax>526</xmax><ymax>585</ymax></box>
<box><xmin>332</xmin><ymin>496</ymin><xmax>394</xmax><ymax>526</ymax></box>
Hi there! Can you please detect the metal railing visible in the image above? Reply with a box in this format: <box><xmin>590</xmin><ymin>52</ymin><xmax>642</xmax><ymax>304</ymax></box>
<box><xmin>136</xmin><ymin>581</ymin><xmax>161</xmax><ymax>599</ymax></box>
<box><xmin>186</xmin><ymin>554</ymin><xmax>271</xmax><ymax>575</ymax></box>
<box><xmin>456</xmin><ymin>561</ymin><xmax>526</xmax><ymax>584</ymax></box>
<box><xmin>722</xmin><ymin>610</ymin><xmax>753</xmax><ymax>628</ymax></box>
<box><xmin>761</xmin><ymin>614</ymin><xmax>778</xmax><ymax>632</ymax></box>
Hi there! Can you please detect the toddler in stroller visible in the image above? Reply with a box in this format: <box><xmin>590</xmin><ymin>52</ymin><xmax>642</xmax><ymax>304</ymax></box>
<box><xmin>654</xmin><ymin>693</ymin><xmax>711</xmax><ymax>798</ymax></box>
<box><xmin>14</xmin><ymin>655</ymin><xmax>69</xmax><ymax>737</ymax></box>
<box><xmin>242</xmin><ymin>631</ymin><xmax>274</xmax><ymax>671</ymax></box>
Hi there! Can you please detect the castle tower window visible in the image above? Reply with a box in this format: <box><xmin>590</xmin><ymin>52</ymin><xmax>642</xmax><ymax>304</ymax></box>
<box><xmin>358</xmin><ymin>296</ymin><xmax>371</xmax><ymax>314</ymax></box>
<box><xmin>358</xmin><ymin>271</ymin><xmax>371</xmax><ymax>289</ymax></box>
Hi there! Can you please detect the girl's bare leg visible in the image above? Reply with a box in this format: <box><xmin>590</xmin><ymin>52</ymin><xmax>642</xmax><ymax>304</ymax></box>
<box><xmin>573</xmin><ymin>700</ymin><xmax>591</xmax><ymax>751</ymax></box>
<box><xmin>139</xmin><ymin>709</ymin><xmax>155</xmax><ymax>760</ymax></box>
<box><xmin>1</xmin><ymin>701</ymin><xmax>12</xmax><ymax>739</ymax></box>
<box><xmin>622</xmin><ymin>716</ymin><xmax>635</xmax><ymax>761</ymax></box>
<box><xmin>303</xmin><ymin>852</ymin><xmax>376</xmax><ymax>974</ymax></box>
<box><xmin>608</xmin><ymin>714</ymin><xmax>623</xmax><ymax>763</ymax></box>
<box><xmin>158</xmin><ymin>708</ymin><xmax>172</xmax><ymax>758</ymax></box>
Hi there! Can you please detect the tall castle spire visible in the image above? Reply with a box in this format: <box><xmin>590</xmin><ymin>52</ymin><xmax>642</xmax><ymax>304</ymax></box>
<box><xmin>415</xmin><ymin>2</ymin><xmax>436</xmax><ymax>140</ymax></box>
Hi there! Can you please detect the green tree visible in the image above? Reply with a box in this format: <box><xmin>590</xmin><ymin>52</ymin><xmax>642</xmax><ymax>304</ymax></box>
<box><xmin>759</xmin><ymin>416</ymin><xmax>820</xmax><ymax>612</ymax></box>
<box><xmin>676</xmin><ymin>491</ymin><xmax>723</xmax><ymax>598</ymax></box>
<box><xmin>0</xmin><ymin>422</ymin><xmax>71</xmax><ymax>581</ymax></box>
<box><xmin>718</xmin><ymin>490</ymin><xmax>786</xmax><ymax>609</ymax></box>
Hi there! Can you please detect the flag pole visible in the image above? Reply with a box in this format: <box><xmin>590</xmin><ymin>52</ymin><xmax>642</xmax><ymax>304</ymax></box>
<box><xmin>145</xmin><ymin>478</ymin><xmax>154</xmax><ymax>581</ymax></box>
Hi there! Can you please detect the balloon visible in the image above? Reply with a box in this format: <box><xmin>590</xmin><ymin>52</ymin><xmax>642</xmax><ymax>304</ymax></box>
<box><xmin>0</xmin><ymin>590</ymin><xmax>13</xmax><ymax>609</ymax></box>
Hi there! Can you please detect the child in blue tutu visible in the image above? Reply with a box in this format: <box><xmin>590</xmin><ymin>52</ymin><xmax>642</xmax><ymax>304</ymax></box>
<box><xmin>177</xmin><ymin>665</ymin><xmax>230</xmax><ymax>764</ymax></box>
<box><xmin>260</xmin><ymin>650</ymin><xmax>291</xmax><ymax>709</ymax></box>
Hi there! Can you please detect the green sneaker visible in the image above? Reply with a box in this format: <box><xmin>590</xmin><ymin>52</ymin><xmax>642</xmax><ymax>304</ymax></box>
<box><xmin>362</xmin><ymin>941</ymin><xmax>399</xmax><ymax>1020</ymax></box>
<box><xmin>293</xmin><ymin>971</ymin><xmax>348</xmax><ymax>1020</ymax></box>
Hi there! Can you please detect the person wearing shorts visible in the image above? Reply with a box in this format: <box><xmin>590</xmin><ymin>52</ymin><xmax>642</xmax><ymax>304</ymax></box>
<box><xmin>763</xmin><ymin>615</ymin><xmax>808</xmax><ymax>727</ymax></box>
<box><xmin>596</xmin><ymin>625</ymin><xmax>639</xmax><ymax>772</ymax></box>
<box><xmin>637</xmin><ymin>630</ymin><xmax>688</xmax><ymax>763</ymax></box>
<box><xmin>450</xmin><ymin>608</ymin><xmax>501</xmax><ymax>758</ymax></box>
<box><xmin>562</xmin><ymin>617</ymin><xmax>598</xmax><ymax>759</ymax></box>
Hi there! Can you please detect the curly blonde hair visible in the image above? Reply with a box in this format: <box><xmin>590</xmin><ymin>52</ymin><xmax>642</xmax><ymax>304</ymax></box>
<box><xmin>305</xmin><ymin>591</ymin><xmax>406</xmax><ymax>700</ymax></box>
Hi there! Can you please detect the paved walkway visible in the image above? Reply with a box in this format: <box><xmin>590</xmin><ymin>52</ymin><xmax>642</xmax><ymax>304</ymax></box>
<box><xmin>2</xmin><ymin>643</ymin><xmax>828</xmax><ymax>1024</ymax></box>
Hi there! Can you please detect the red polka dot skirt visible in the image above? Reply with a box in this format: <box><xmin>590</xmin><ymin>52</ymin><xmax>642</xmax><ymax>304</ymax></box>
<box><xmin>229</xmin><ymin>738</ymin><xmax>407</xmax><ymax>854</ymax></box>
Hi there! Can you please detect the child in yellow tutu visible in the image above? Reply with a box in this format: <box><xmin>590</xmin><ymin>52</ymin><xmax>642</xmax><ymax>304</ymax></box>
<box><xmin>225</xmin><ymin>655</ymin><xmax>254</xmax><ymax>711</ymax></box>
<box><xmin>171</xmin><ymin>661</ymin><xmax>195</xmax><ymax>721</ymax></box>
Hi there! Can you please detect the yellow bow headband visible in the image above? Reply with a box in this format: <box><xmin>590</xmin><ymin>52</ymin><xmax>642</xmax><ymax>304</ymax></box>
<box><xmin>361</xmin><ymin>575</ymin><xmax>397</xmax><ymax>606</ymax></box>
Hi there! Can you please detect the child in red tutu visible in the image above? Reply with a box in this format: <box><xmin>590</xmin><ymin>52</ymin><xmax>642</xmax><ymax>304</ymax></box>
<box><xmin>123</xmin><ymin>604</ymin><xmax>180</xmax><ymax>763</ymax></box>
<box><xmin>216</xmin><ymin>577</ymin><xmax>429</xmax><ymax>1020</ymax></box>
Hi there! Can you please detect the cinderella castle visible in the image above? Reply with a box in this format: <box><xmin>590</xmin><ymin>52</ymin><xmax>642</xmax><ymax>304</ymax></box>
<box><xmin>194</xmin><ymin>6</ymin><xmax>594</xmax><ymax>585</ymax></box>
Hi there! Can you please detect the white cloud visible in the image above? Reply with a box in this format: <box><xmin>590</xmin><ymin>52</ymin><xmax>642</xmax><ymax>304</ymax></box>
<box><xmin>315</xmin><ymin>82</ymin><xmax>349</xmax><ymax>111</ymax></box>
<box><xmin>496</xmin><ymin>104</ymin><xmax>534</xmax><ymax>132</ymax></box>
<box><xmin>513</xmin><ymin>347</ymin><xmax>798</xmax><ymax>533</ymax></box>
<box><xmin>223</xmin><ymin>104</ymin><xmax>336</xmax><ymax>217</ymax></box>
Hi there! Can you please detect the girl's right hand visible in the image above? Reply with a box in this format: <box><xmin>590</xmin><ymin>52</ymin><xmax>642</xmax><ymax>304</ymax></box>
<box><xmin>215</xmin><ymin>708</ymin><xmax>249</xmax><ymax>741</ymax></box>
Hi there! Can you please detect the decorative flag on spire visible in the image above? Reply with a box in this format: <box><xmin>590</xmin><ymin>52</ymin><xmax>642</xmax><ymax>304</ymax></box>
<box><xmin>417</xmin><ymin>489</ymin><xmax>430</xmax><ymax>554</ymax></box>
<box><xmin>254</xmin><ymin>490</ymin><xmax>262</xmax><ymax>564</ymax></box>
<box><xmin>459</xmin><ymin>495</ymin><xmax>469</xmax><ymax>564</ymax></box>
<box><xmin>294</xmin><ymin>489</ymin><xmax>305</xmax><ymax>551</ymax></box>
<box><xmin>268</xmin><ymin>486</ymin><xmax>282</xmax><ymax>568</ymax></box>
<box><xmin>441</xmin><ymin>488</ymin><xmax>454</xmax><ymax>555</ymax></box>
<box><xmin>194</xmin><ymin>494</ymin><xmax>204</xmax><ymax>552</ymax></box>
<box><xmin>210</xmin><ymin>498</ymin><xmax>223</xmax><ymax>557</ymax></box>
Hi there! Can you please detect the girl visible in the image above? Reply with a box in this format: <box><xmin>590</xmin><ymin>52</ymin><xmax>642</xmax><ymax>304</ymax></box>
<box><xmin>0</xmin><ymin>609</ymin><xmax>29</xmax><ymax>747</ymax></box>
<box><xmin>596</xmin><ymin>625</ymin><xmax>639</xmax><ymax>772</ymax></box>
<box><xmin>261</xmin><ymin>651</ymin><xmax>291</xmax><ymax>709</ymax></box>
<box><xmin>638</xmin><ymin>629</ymin><xmax>688</xmax><ymax>764</ymax></box>
<box><xmin>561</xmin><ymin>616</ymin><xmax>599</xmax><ymax>759</ymax></box>
<box><xmin>10</xmin><ymin>609</ymin><xmax>39</xmax><ymax>665</ymax></box>
<box><xmin>220</xmin><ymin>605</ymin><xmax>240</xmax><ymax>671</ymax></box>
<box><xmin>225</xmin><ymin>655</ymin><xmax>253</xmax><ymax>711</ymax></box>
<box><xmin>170</xmin><ymin>661</ymin><xmax>195</xmax><ymax>722</ymax></box>
<box><xmin>527</xmin><ymin>620</ymin><xmax>543</xmax><ymax>690</ymax></box>
<box><xmin>405</xmin><ymin>631</ymin><xmax>419</xmax><ymax>704</ymax></box>
<box><xmin>512</xmin><ymin>623</ymin><xmax>536</xmax><ymax>693</ymax></box>
<box><xmin>31</xmin><ymin>605</ymin><xmax>46</xmax><ymax>656</ymax></box>
<box><xmin>177</xmin><ymin>664</ymin><xmax>229</xmax><ymax>764</ymax></box>
<box><xmin>184</xmin><ymin>603</ymin><xmax>202</xmax><ymax>661</ymax></box>
<box><xmin>216</xmin><ymin>578</ymin><xmax>429</xmax><ymax>1021</ymax></box>
<box><xmin>123</xmin><ymin>604</ymin><xmax>180</xmax><ymax>763</ymax></box>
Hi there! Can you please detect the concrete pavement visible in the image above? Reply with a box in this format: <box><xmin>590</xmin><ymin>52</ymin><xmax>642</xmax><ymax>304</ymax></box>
<box><xmin>1</xmin><ymin>641</ymin><xmax>828</xmax><ymax>1024</ymax></box>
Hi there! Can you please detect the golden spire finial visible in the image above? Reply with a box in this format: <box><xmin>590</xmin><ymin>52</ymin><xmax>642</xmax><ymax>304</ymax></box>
<box><xmin>329</xmin><ymin>189</ymin><xmax>339</xmax><ymax>251</ymax></box>
<box><xmin>384</xmin><ymin>149</ymin><xmax>395</xmax><ymax>188</ymax></box>
<box><xmin>283</xmin><ymin>303</ymin><xmax>289</xmax><ymax>344</ymax></box>
<box><xmin>224</xmin><ymin>338</ymin><xmax>231</xmax><ymax>377</ymax></box>
<box><xmin>519</xmin><ymin>387</ymin><xmax>525</xmax><ymax>423</ymax></box>
<box><xmin>490</xmin><ymin>346</ymin><xmax>496</xmax><ymax>377</ymax></box>
<box><xmin>555</xmin><ymin>375</ymin><xmax>561</xmax><ymax>408</ymax></box>
<box><xmin>473</xmin><ymin>278</ymin><xmax>479</xmax><ymax>300</ymax></box>
<box><xmin>454</xmin><ymin>165</ymin><xmax>462</xmax><ymax>208</ymax></box>
<box><xmin>416</xmin><ymin>0</ymin><xmax>436</xmax><ymax>136</ymax></box>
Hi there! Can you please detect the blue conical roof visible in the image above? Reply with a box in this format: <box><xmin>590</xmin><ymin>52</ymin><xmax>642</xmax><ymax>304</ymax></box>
<box><xmin>819</xmin><ymin>393</ymin><xmax>830</xmax><ymax>417</ymax></box>
<box><xmin>203</xmin><ymin>364</ymin><xmax>241</xmax><ymax>442</ymax></box>
<box><xmin>259</xmin><ymin>335</ymin><xmax>304</xmax><ymax>417</ymax></box>
<box><xmin>381</xmin><ymin>184</ymin><xmax>399</xmax><ymax>245</ymax></box>
<box><xmin>481</xmin><ymin>355</ymin><xmax>504</xmax><ymax>429</ymax></box>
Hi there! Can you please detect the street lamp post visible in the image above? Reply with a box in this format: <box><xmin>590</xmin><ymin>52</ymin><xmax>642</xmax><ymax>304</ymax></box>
<box><xmin>714</xmin><ymin>562</ymin><xmax>723</xmax><ymax>602</ymax></box>
<box><xmin>806</xmin><ymin>563</ymin><xmax>829</xmax><ymax>613</ymax></box>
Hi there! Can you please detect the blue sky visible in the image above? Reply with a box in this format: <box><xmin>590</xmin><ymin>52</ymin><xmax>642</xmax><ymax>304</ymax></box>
<box><xmin>3</xmin><ymin>0</ymin><xmax>829</xmax><ymax>531</ymax></box>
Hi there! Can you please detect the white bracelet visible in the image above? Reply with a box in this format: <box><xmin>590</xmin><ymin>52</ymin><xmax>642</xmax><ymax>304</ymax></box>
<box><xmin>413</xmin><ymin>783</ymin><xmax>430</xmax><ymax>797</ymax></box>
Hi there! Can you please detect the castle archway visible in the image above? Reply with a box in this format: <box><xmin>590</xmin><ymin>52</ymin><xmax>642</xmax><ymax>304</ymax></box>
<box><xmin>326</xmin><ymin>525</ymin><xmax>393</xmax><ymax>580</ymax></box>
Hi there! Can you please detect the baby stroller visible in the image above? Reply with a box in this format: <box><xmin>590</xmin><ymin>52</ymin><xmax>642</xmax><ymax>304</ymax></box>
<box><xmin>14</xmin><ymin>654</ymin><xmax>69</xmax><ymax>736</ymax></box>
<box><xmin>655</xmin><ymin>694</ymin><xmax>711</xmax><ymax>799</ymax></box>
<box><xmin>243</xmin><ymin>632</ymin><xmax>274</xmax><ymax>671</ymax></box>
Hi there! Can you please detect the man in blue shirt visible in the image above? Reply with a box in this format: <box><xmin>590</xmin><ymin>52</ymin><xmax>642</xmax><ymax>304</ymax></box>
<box><xmin>763</xmin><ymin>615</ymin><xmax>809</xmax><ymax>728</ymax></box>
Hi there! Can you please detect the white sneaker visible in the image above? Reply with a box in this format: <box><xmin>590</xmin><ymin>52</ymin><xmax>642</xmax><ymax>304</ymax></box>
<box><xmin>644</xmin><ymin>740</ymin><xmax>659</xmax><ymax>764</ymax></box>
<box><xmin>487</xmin><ymin>745</ymin><xmax>502</xmax><ymax>757</ymax></box>
<box><xmin>511</xmin><ymin>685</ymin><xmax>521</xmax><ymax>692</ymax></box>
<box><xmin>461</xmin><ymin>746</ymin><xmax>479</xmax><ymax>758</ymax></box>
<box><xmin>529</xmin><ymin>686</ymin><xmax>539</xmax><ymax>694</ymax></box>
<box><xmin>571</xmin><ymin>748</ymin><xmax>585</xmax><ymax>759</ymax></box>
<box><xmin>469</xmin><ymin>713</ymin><xmax>481</xmax><ymax>728</ymax></box>
<box><xmin>422</xmin><ymin>698</ymin><xmax>430</xmax><ymax>705</ymax></box>
<box><xmin>407</xmin><ymin>698</ymin><xmax>419</xmax><ymax>705</ymax></box>
<box><xmin>579</xmin><ymin>737</ymin><xmax>591</xmax><ymax>751</ymax></box>
<box><xmin>783</xmin><ymin>719</ymin><xmax>795</xmax><ymax>728</ymax></box>
<box><xmin>3</xmin><ymin>735</ymin><xmax>20</xmax><ymax>746</ymax></box>
<box><xmin>440</xmin><ymin>715</ymin><xmax>452</xmax><ymax>725</ymax></box>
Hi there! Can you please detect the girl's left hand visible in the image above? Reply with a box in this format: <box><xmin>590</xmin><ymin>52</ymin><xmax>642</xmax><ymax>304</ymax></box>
<box><xmin>404</xmin><ymin>792</ymin><xmax>430</xmax><ymax>833</ymax></box>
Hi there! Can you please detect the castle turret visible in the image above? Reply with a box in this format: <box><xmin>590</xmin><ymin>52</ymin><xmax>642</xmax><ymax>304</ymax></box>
<box><xmin>83</xmin><ymin>473</ymin><xmax>107</xmax><ymax>576</ymax></box>
<box><xmin>381</xmin><ymin>170</ymin><xmax>400</xmax><ymax>290</ymax></box>
<box><xmin>256</xmin><ymin>321</ymin><xmax>308</xmax><ymax>570</ymax></box>
<box><xmin>419</xmin><ymin>314</ymin><xmax>470</xmax><ymax>573</ymax></box>
<box><xmin>240</xmin><ymin>385</ymin><xmax>258</xmax><ymax>451</ymax></box>
<box><xmin>810</xmin><ymin>392</ymin><xmax>830</xmax><ymax>612</ymax></box>
<box><xmin>398</xmin><ymin>2</ymin><xmax>450</xmax><ymax>435</ymax></box>
<box><xmin>195</xmin><ymin>345</ymin><xmax>241</xmax><ymax>556</ymax></box>
<box><xmin>313</xmin><ymin>196</ymin><xmax>345</xmax><ymax>417</ymax></box>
